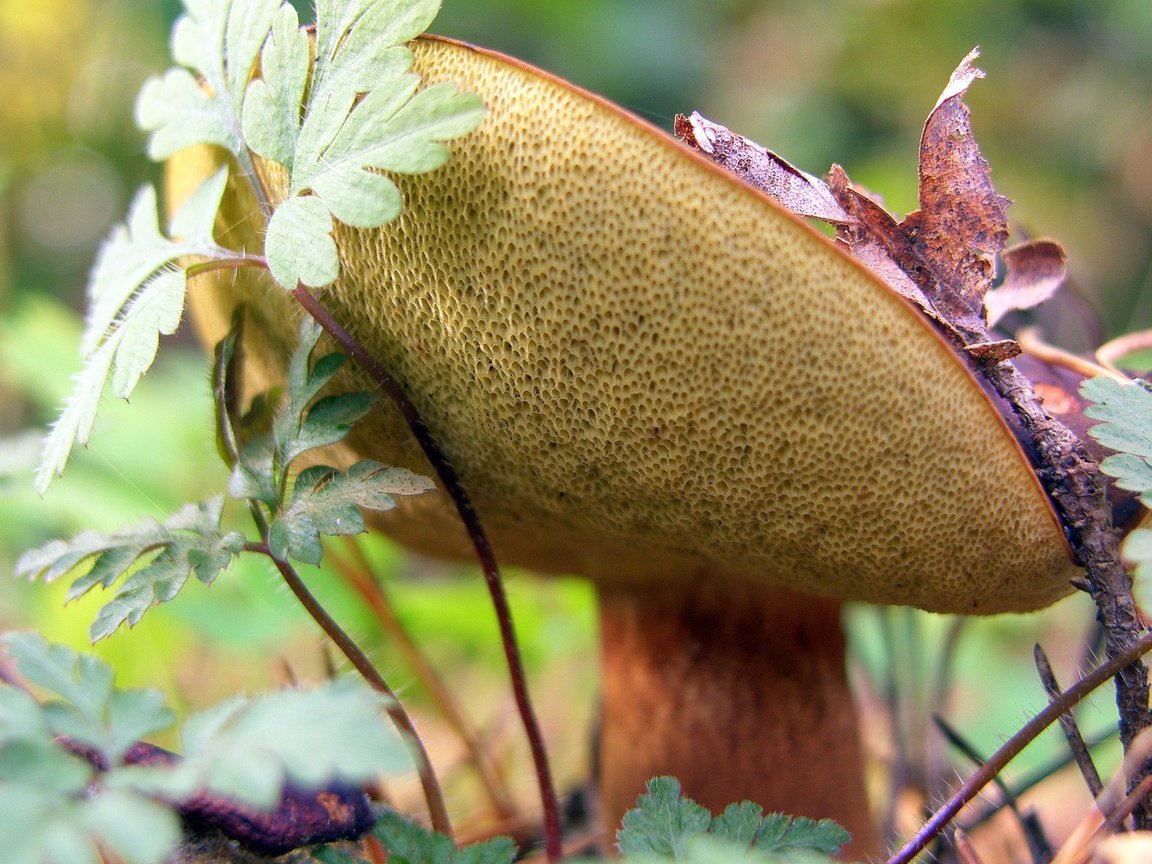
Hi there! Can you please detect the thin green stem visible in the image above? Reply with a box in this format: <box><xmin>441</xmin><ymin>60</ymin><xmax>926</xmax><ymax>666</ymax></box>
<box><xmin>292</xmin><ymin>284</ymin><xmax>563</xmax><ymax>862</ymax></box>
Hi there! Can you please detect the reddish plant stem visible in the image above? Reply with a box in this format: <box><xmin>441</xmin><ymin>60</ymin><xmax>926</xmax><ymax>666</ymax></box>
<box><xmin>886</xmin><ymin>629</ymin><xmax>1152</xmax><ymax>864</ymax></box>
<box><xmin>240</xmin><ymin>539</ymin><xmax>452</xmax><ymax>836</ymax></box>
<box><xmin>292</xmin><ymin>284</ymin><xmax>563</xmax><ymax>862</ymax></box>
<box><xmin>332</xmin><ymin>539</ymin><xmax>516</xmax><ymax>820</ymax></box>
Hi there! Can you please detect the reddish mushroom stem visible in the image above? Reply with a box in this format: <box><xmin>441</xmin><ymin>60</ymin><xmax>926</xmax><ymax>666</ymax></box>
<box><xmin>597</xmin><ymin>577</ymin><xmax>880</xmax><ymax>859</ymax></box>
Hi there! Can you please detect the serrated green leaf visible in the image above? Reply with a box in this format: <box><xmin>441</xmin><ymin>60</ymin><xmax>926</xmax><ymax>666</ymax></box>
<box><xmin>711</xmin><ymin>802</ymin><xmax>764</xmax><ymax>848</ymax></box>
<box><xmin>371</xmin><ymin>809</ymin><xmax>455</xmax><ymax>864</ymax></box>
<box><xmin>139</xmin><ymin>0</ymin><xmax>280</xmax><ymax>160</ymax></box>
<box><xmin>248</xmin><ymin>0</ymin><xmax>481</xmax><ymax>288</ymax></box>
<box><xmin>265</xmin><ymin>194</ymin><xmax>340</xmax><ymax>288</ymax></box>
<box><xmin>36</xmin><ymin>338</ymin><xmax>119</xmax><ymax>495</ymax></box>
<box><xmin>271</xmin><ymin>461</ymin><xmax>433</xmax><ymax>564</ymax></box>
<box><xmin>230</xmin><ymin>436</ymin><xmax>279</xmax><ymax>504</ymax></box>
<box><xmin>109</xmin><ymin>268</ymin><xmax>186</xmax><ymax>397</ymax></box>
<box><xmin>1</xmin><ymin>634</ymin><xmax>175</xmax><ymax>768</ymax></box>
<box><xmin>17</xmin><ymin>498</ymin><xmax>245</xmax><ymax>642</ymax></box>
<box><xmin>1083</xmin><ymin>377</ymin><xmax>1152</xmax><ymax>463</ymax></box>
<box><xmin>617</xmin><ymin>779</ymin><xmax>848</xmax><ymax>864</ymax></box>
<box><xmin>136</xmin><ymin>68</ymin><xmax>236</xmax><ymax>158</ymax></box>
<box><xmin>1099</xmin><ymin>452</ymin><xmax>1152</xmax><ymax>507</ymax></box>
<box><xmin>752</xmin><ymin>814</ymin><xmax>849</xmax><ymax>858</ymax></box>
<box><xmin>285</xmin><ymin>392</ymin><xmax>377</xmax><ymax>464</ymax></box>
<box><xmin>243</xmin><ymin>3</ymin><xmax>311</xmax><ymax>164</ymax></box>
<box><xmin>36</xmin><ymin>175</ymin><xmax>236</xmax><ymax>494</ymax></box>
<box><xmin>618</xmin><ymin>777</ymin><xmax>713</xmax><ymax>859</ymax></box>
<box><xmin>295</xmin><ymin>75</ymin><xmax>483</xmax><ymax>229</ymax></box>
<box><xmin>3</xmin><ymin>633</ymin><xmax>113</xmax><ymax>719</ymax></box>
<box><xmin>0</xmin><ymin>637</ymin><xmax>184</xmax><ymax>862</ymax></box>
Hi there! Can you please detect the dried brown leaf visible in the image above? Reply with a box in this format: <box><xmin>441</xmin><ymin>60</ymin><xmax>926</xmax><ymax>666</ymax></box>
<box><xmin>674</xmin><ymin>111</ymin><xmax>851</xmax><ymax>223</ymax></box>
<box><xmin>827</xmin><ymin>165</ymin><xmax>962</xmax><ymax>338</ymax></box>
<box><xmin>963</xmin><ymin>339</ymin><xmax>1021</xmax><ymax>363</ymax></box>
<box><xmin>985</xmin><ymin>239</ymin><xmax>1068</xmax><ymax>326</ymax></box>
<box><xmin>901</xmin><ymin>47</ymin><xmax>1010</xmax><ymax>332</ymax></box>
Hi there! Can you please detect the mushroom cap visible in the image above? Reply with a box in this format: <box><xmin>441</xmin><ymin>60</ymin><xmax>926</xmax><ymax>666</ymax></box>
<box><xmin>176</xmin><ymin>36</ymin><xmax>1079</xmax><ymax>614</ymax></box>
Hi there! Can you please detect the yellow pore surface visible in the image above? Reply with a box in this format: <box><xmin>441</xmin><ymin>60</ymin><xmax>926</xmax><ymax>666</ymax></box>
<box><xmin>181</xmin><ymin>37</ymin><xmax>1078</xmax><ymax>614</ymax></box>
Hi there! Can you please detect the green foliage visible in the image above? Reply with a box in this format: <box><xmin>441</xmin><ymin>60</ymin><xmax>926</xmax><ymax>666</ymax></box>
<box><xmin>117</xmin><ymin>681</ymin><xmax>410</xmax><ymax>809</ymax></box>
<box><xmin>229</xmin><ymin>319</ymin><xmax>435</xmax><ymax>565</ymax></box>
<box><xmin>312</xmin><ymin>809</ymin><xmax>516</xmax><ymax>864</ymax></box>
<box><xmin>0</xmin><ymin>633</ymin><xmax>185</xmax><ymax>864</ymax></box>
<box><xmin>617</xmin><ymin>778</ymin><xmax>849</xmax><ymax>864</ymax></box>
<box><xmin>255</xmin><ymin>0</ymin><xmax>484</xmax><ymax>288</ymax></box>
<box><xmin>1082</xmin><ymin>377</ymin><xmax>1152</xmax><ymax>591</ymax></box>
<box><xmin>35</xmin><ymin>172</ymin><xmax>237</xmax><ymax>495</ymax></box>
<box><xmin>17</xmin><ymin>497</ymin><xmax>246</xmax><ymax>642</ymax></box>
<box><xmin>0</xmin><ymin>634</ymin><xmax>414</xmax><ymax>862</ymax></box>
<box><xmin>1</xmin><ymin>633</ymin><xmax>175</xmax><ymax>766</ymax></box>
<box><xmin>38</xmin><ymin>0</ymin><xmax>483</xmax><ymax>491</ymax></box>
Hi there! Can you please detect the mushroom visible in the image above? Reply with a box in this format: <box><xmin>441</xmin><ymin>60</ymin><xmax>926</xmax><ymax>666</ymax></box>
<box><xmin>169</xmin><ymin>36</ymin><xmax>1081</xmax><ymax>858</ymax></box>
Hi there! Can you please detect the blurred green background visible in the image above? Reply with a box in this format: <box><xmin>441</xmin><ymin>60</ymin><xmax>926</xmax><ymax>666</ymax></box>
<box><xmin>1</xmin><ymin>0</ymin><xmax>1150</xmax><ymax>850</ymax></box>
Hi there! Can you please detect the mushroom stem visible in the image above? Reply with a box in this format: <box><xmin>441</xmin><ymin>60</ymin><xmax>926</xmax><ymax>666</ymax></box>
<box><xmin>597</xmin><ymin>577</ymin><xmax>880</xmax><ymax>859</ymax></box>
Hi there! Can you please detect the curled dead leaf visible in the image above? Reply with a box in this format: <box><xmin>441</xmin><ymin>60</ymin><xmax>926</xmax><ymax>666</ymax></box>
<box><xmin>985</xmin><ymin>239</ymin><xmax>1069</xmax><ymax>326</ymax></box>
<box><xmin>902</xmin><ymin>47</ymin><xmax>1011</xmax><ymax>333</ymax></box>
<box><xmin>674</xmin><ymin>111</ymin><xmax>851</xmax><ymax>223</ymax></box>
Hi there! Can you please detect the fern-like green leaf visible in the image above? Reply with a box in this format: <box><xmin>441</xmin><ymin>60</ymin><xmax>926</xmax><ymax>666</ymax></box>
<box><xmin>270</xmin><ymin>461</ymin><xmax>434</xmax><ymax>564</ymax></box>
<box><xmin>136</xmin><ymin>0</ymin><xmax>280</xmax><ymax>159</ymax></box>
<box><xmin>251</xmin><ymin>0</ymin><xmax>484</xmax><ymax>287</ymax></box>
<box><xmin>229</xmin><ymin>319</ymin><xmax>434</xmax><ymax>565</ymax></box>
<box><xmin>35</xmin><ymin>170</ymin><xmax>238</xmax><ymax>494</ymax></box>
<box><xmin>16</xmin><ymin>498</ymin><xmax>246</xmax><ymax>641</ymax></box>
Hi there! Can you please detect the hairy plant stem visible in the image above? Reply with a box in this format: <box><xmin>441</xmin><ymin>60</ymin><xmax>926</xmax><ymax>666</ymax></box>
<box><xmin>886</xmin><ymin>629</ymin><xmax>1152</xmax><ymax>864</ymax></box>
<box><xmin>292</xmin><ymin>284</ymin><xmax>563</xmax><ymax>862</ymax></box>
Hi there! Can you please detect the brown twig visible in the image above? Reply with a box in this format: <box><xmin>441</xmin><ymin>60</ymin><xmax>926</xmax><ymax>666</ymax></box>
<box><xmin>293</xmin><ymin>284</ymin><xmax>563</xmax><ymax>862</ymax></box>
<box><xmin>983</xmin><ymin>359</ymin><xmax>1152</xmax><ymax>828</ymax></box>
<box><xmin>886</xmin><ymin>629</ymin><xmax>1152</xmax><ymax>864</ymax></box>
<box><xmin>1034</xmin><ymin>643</ymin><xmax>1105</xmax><ymax>798</ymax></box>
<box><xmin>331</xmin><ymin>538</ymin><xmax>517</xmax><ymax>820</ymax></box>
